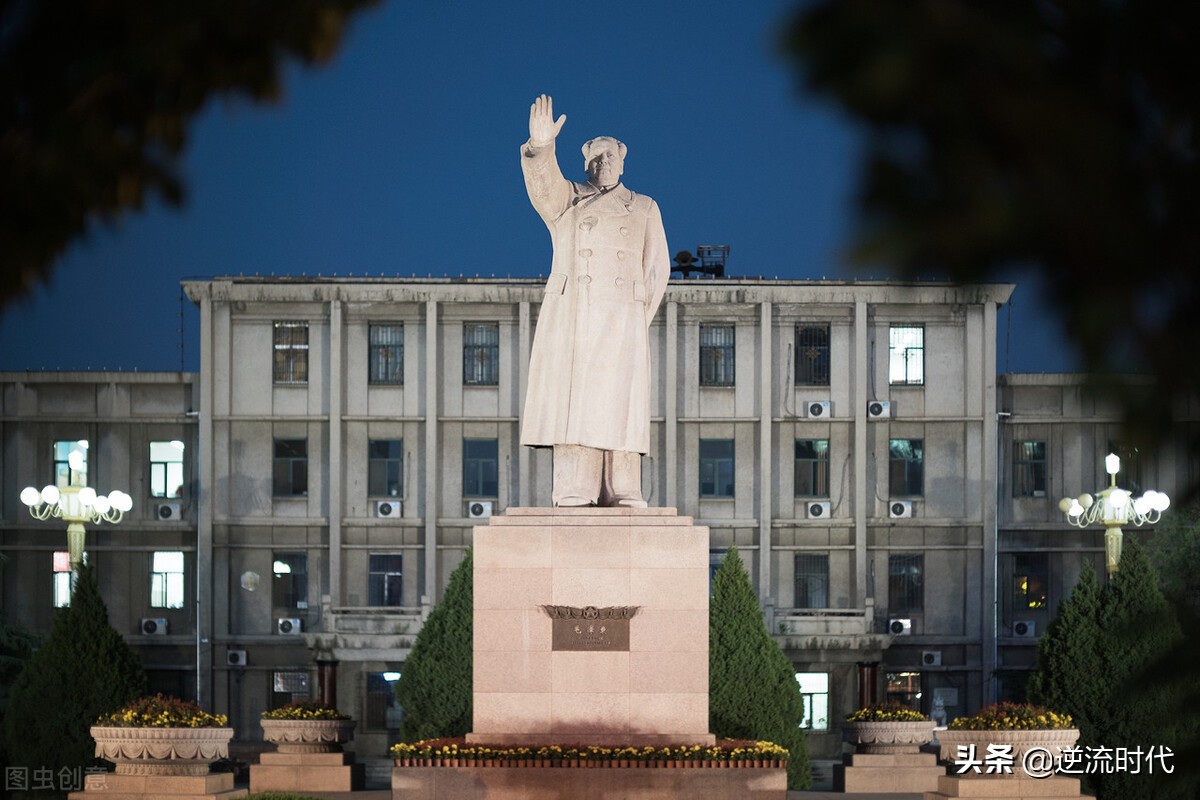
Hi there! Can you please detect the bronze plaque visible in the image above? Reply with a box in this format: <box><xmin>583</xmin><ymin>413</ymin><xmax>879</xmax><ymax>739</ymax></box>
<box><xmin>542</xmin><ymin>605</ymin><xmax>639</xmax><ymax>652</ymax></box>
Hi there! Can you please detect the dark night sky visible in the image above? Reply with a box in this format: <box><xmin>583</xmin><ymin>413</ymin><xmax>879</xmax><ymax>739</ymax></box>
<box><xmin>0</xmin><ymin>0</ymin><xmax>1078</xmax><ymax>374</ymax></box>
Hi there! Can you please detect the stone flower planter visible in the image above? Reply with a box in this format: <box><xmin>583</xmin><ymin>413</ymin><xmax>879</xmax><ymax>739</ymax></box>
<box><xmin>90</xmin><ymin>725</ymin><xmax>234</xmax><ymax>776</ymax></box>
<box><xmin>260</xmin><ymin>718</ymin><xmax>356</xmax><ymax>753</ymax></box>
<box><xmin>937</xmin><ymin>728</ymin><xmax>1080</xmax><ymax>775</ymax></box>
<box><xmin>845</xmin><ymin>720</ymin><xmax>937</xmax><ymax>754</ymax></box>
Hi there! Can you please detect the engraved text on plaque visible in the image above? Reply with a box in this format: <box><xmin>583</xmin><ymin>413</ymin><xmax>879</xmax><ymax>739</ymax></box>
<box><xmin>541</xmin><ymin>605</ymin><xmax>640</xmax><ymax>652</ymax></box>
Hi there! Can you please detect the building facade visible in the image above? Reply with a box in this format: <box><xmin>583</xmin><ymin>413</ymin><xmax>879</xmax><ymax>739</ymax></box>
<box><xmin>0</xmin><ymin>276</ymin><xmax>1183</xmax><ymax>760</ymax></box>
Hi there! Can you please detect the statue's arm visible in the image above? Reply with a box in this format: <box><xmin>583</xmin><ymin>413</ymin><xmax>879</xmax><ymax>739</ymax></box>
<box><xmin>521</xmin><ymin>95</ymin><xmax>571</xmax><ymax>224</ymax></box>
<box><xmin>643</xmin><ymin>200</ymin><xmax>670</xmax><ymax>323</ymax></box>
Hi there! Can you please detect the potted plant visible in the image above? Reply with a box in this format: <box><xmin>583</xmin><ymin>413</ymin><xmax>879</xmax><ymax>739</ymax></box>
<box><xmin>937</xmin><ymin>702</ymin><xmax>1078</xmax><ymax>776</ymax></box>
<box><xmin>91</xmin><ymin>694</ymin><xmax>233</xmax><ymax>776</ymax></box>
<box><xmin>844</xmin><ymin>702</ymin><xmax>936</xmax><ymax>754</ymax></box>
<box><xmin>260</xmin><ymin>700</ymin><xmax>355</xmax><ymax>754</ymax></box>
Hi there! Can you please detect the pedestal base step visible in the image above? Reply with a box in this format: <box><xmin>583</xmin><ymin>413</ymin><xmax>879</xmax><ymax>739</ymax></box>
<box><xmin>924</xmin><ymin>774</ymin><xmax>1085</xmax><ymax>799</ymax></box>
<box><xmin>250</xmin><ymin>751</ymin><xmax>364</xmax><ymax>792</ymax></box>
<box><xmin>68</xmin><ymin>771</ymin><xmax>247</xmax><ymax>799</ymax></box>
<box><xmin>835</xmin><ymin>752</ymin><xmax>944</xmax><ymax>793</ymax></box>
<box><xmin>393</xmin><ymin>764</ymin><xmax>786</xmax><ymax>799</ymax></box>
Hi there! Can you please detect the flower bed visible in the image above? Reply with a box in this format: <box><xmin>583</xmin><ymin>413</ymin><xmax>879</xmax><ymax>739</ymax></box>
<box><xmin>390</xmin><ymin>738</ymin><xmax>787</xmax><ymax>768</ymax></box>
<box><xmin>97</xmin><ymin>693</ymin><xmax>228</xmax><ymax>728</ymax></box>
<box><xmin>261</xmin><ymin>701</ymin><xmax>350</xmax><ymax>721</ymax></box>
<box><xmin>947</xmin><ymin>701</ymin><xmax>1073</xmax><ymax>731</ymax></box>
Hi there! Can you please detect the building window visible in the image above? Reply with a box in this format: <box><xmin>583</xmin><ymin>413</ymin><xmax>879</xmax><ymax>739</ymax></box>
<box><xmin>795</xmin><ymin>324</ymin><xmax>830</xmax><ymax>386</ymax></box>
<box><xmin>699</xmin><ymin>324</ymin><xmax>735</xmax><ymax>386</ymax></box>
<box><xmin>1002</xmin><ymin>553</ymin><xmax>1049</xmax><ymax>629</ymax></box>
<box><xmin>889</xmin><ymin>439</ymin><xmax>924</xmax><ymax>497</ymax></box>
<box><xmin>886</xmin><ymin>671</ymin><xmax>922</xmax><ymax>711</ymax></box>
<box><xmin>1012</xmin><ymin>441</ymin><xmax>1047</xmax><ymax>497</ymax></box>
<box><xmin>889</xmin><ymin>553</ymin><xmax>924</xmax><ymax>613</ymax></box>
<box><xmin>463</xmin><ymin>323</ymin><xmax>499</xmax><ymax>386</ymax></box>
<box><xmin>795</xmin><ymin>672</ymin><xmax>830</xmax><ymax>731</ymax></box>
<box><xmin>272</xmin><ymin>553</ymin><xmax>308</xmax><ymax>611</ymax></box>
<box><xmin>369</xmin><ymin>324</ymin><xmax>404</xmax><ymax>385</ymax></box>
<box><xmin>53</xmin><ymin>439</ymin><xmax>88</xmax><ymax>487</ymax></box>
<box><xmin>794</xmin><ymin>440</ymin><xmax>830</xmax><ymax>497</ymax></box>
<box><xmin>368</xmin><ymin>554</ymin><xmax>403</xmax><ymax>607</ymax></box>
<box><xmin>272</xmin><ymin>670</ymin><xmax>310</xmax><ymax>709</ymax></box>
<box><xmin>699</xmin><ymin>439</ymin><xmax>735</xmax><ymax>497</ymax></box>
<box><xmin>150</xmin><ymin>551</ymin><xmax>185</xmax><ymax>609</ymax></box>
<box><xmin>149</xmin><ymin>441</ymin><xmax>185</xmax><ymax>498</ymax></box>
<box><xmin>368</xmin><ymin>439</ymin><xmax>404</xmax><ymax>497</ymax></box>
<box><xmin>273</xmin><ymin>438</ymin><xmax>308</xmax><ymax>496</ymax></box>
<box><xmin>709</xmin><ymin>549</ymin><xmax>729</xmax><ymax>594</ymax></box>
<box><xmin>365</xmin><ymin>672</ymin><xmax>402</xmax><ymax>731</ymax></box>
<box><xmin>53</xmin><ymin>550</ymin><xmax>85</xmax><ymax>607</ymax></box>
<box><xmin>273</xmin><ymin>322</ymin><xmax>309</xmax><ymax>384</ymax></box>
<box><xmin>463</xmin><ymin>438</ymin><xmax>499</xmax><ymax>497</ymax></box>
<box><xmin>794</xmin><ymin>554</ymin><xmax>829</xmax><ymax>609</ymax></box>
<box><xmin>889</xmin><ymin>325</ymin><xmax>924</xmax><ymax>385</ymax></box>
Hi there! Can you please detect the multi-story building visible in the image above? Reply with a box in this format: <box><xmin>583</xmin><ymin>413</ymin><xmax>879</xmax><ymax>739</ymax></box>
<box><xmin>0</xmin><ymin>276</ymin><xmax>1182</xmax><ymax>760</ymax></box>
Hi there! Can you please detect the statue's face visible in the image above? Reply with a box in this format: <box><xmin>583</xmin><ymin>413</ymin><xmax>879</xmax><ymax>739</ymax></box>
<box><xmin>585</xmin><ymin>141</ymin><xmax>624</xmax><ymax>188</ymax></box>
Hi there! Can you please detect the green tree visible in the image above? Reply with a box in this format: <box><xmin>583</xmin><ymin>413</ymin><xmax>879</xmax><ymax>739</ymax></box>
<box><xmin>784</xmin><ymin>0</ymin><xmax>1200</xmax><ymax>462</ymax></box>
<box><xmin>1027</xmin><ymin>562</ymin><xmax>1104</xmax><ymax>733</ymax></box>
<box><xmin>709</xmin><ymin>547</ymin><xmax>811</xmax><ymax>789</ymax></box>
<box><xmin>0</xmin><ymin>0</ymin><xmax>380</xmax><ymax>307</ymax></box>
<box><xmin>2</xmin><ymin>564</ymin><xmax>146</xmax><ymax>794</ymax></box>
<box><xmin>395</xmin><ymin>549</ymin><xmax>473</xmax><ymax>741</ymax></box>
<box><xmin>0</xmin><ymin>612</ymin><xmax>39</xmax><ymax>773</ymax></box>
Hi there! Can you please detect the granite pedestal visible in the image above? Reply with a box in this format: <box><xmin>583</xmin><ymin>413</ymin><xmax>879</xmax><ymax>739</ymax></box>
<box><xmin>924</xmin><ymin>774</ymin><xmax>1086</xmax><ymax>799</ymax></box>
<box><xmin>68</xmin><ymin>772</ymin><xmax>246</xmax><ymax>799</ymax></box>
<box><xmin>249</xmin><ymin>751</ymin><xmax>364</xmax><ymax>792</ymax></box>
<box><xmin>835</xmin><ymin>752</ymin><xmax>945</xmax><ymax>793</ymax></box>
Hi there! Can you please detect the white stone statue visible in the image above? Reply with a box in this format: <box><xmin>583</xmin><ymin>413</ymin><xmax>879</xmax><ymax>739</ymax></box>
<box><xmin>519</xmin><ymin>95</ymin><xmax>670</xmax><ymax>507</ymax></box>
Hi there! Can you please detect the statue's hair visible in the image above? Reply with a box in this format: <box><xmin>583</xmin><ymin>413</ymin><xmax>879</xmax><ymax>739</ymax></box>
<box><xmin>582</xmin><ymin>136</ymin><xmax>627</xmax><ymax>164</ymax></box>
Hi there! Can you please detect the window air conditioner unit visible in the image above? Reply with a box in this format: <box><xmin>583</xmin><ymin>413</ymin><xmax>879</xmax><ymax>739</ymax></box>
<box><xmin>804</xmin><ymin>401</ymin><xmax>832</xmax><ymax>418</ymax></box>
<box><xmin>889</xmin><ymin>618</ymin><xmax>912</xmax><ymax>636</ymax></box>
<box><xmin>375</xmin><ymin>500</ymin><xmax>401</xmax><ymax>518</ymax></box>
<box><xmin>889</xmin><ymin>500</ymin><xmax>914</xmax><ymax>519</ymax></box>
<box><xmin>867</xmin><ymin>400</ymin><xmax>893</xmax><ymax>419</ymax></box>
<box><xmin>806</xmin><ymin>501</ymin><xmax>831</xmax><ymax>519</ymax></box>
<box><xmin>276</xmin><ymin>617</ymin><xmax>303</xmax><ymax>635</ymax></box>
<box><xmin>140</xmin><ymin>618</ymin><xmax>168</xmax><ymax>636</ymax></box>
<box><xmin>156</xmin><ymin>503</ymin><xmax>181</xmax><ymax>521</ymax></box>
<box><xmin>1013</xmin><ymin>620</ymin><xmax>1037</xmax><ymax>638</ymax></box>
<box><xmin>227</xmin><ymin>649</ymin><xmax>247</xmax><ymax>667</ymax></box>
<box><xmin>922</xmin><ymin>650</ymin><xmax>942</xmax><ymax>666</ymax></box>
<box><xmin>467</xmin><ymin>500</ymin><xmax>493</xmax><ymax>519</ymax></box>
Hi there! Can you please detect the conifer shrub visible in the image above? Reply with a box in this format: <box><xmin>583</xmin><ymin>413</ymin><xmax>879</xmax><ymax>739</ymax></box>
<box><xmin>2</xmin><ymin>564</ymin><xmax>147</xmax><ymax>791</ymax></box>
<box><xmin>395</xmin><ymin>549</ymin><xmax>473</xmax><ymax>741</ymax></box>
<box><xmin>709</xmin><ymin>547</ymin><xmax>811</xmax><ymax>789</ymax></box>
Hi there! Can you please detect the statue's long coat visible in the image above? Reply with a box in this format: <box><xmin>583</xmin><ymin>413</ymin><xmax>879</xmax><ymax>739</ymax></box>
<box><xmin>519</xmin><ymin>140</ymin><xmax>670</xmax><ymax>454</ymax></box>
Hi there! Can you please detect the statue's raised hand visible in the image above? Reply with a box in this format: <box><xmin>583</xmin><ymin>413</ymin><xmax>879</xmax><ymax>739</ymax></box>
<box><xmin>529</xmin><ymin>94</ymin><xmax>566</xmax><ymax>147</ymax></box>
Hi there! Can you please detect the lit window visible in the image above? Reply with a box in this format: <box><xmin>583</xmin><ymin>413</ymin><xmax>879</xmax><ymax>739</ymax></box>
<box><xmin>368</xmin><ymin>554</ymin><xmax>403</xmax><ymax>607</ymax></box>
<box><xmin>886</xmin><ymin>671</ymin><xmax>922</xmax><ymax>711</ymax></box>
<box><xmin>795</xmin><ymin>325</ymin><xmax>830</xmax><ymax>386</ymax></box>
<box><xmin>369</xmin><ymin>324</ymin><xmax>404</xmax><ymax>385</ymax></box>
<box><xmin>149</xmin><ymin>441</ymin><xmax>185</xmax><ymax>498</ymax></box>
<box><xmin>463</xmin><ymin>323</ymin><xmax>499</xmax><ymax>386</ymax></box>
<box><xmin>1013</xmin><ymin>441</ymin><xmax>1047</xmax><ymax>497</ymax></box>
<box><xmin>794</xmin><ymin>554</ymin><xmax>829</xmax><ymax>609</ymax></box>
<box><xmin>272</xmin><ymin>553</ymin><xmax>308</xmax><ymax>611</ymax></box>
<box><xmin>272</xmin><ymin>670</ymin><xmax>310</xmax><ymax>708</ymax></box>
<box><xmin>463</xmin><ymin>439</ymin><xmax>499</xmax><ymax>497</ymax></box>
<box><xmin>52</xmin><ymin>550</ymin><xmax>85</xmax><ymax>607</ymax></box>
<box><xmin>150</xmin><ymin>551</ymin><xmax>185</xmax><ymax>609</ymax></box>
<box><xmin>368</xmin><ymin>439</ymin><xmax>404</xmax><ymax>497</ymax></box>
<box><xmin>795</xmin><ymin>672</ymin><xmax>830</xmax><ymax>731</ymax></box>
<box><xmin>1005</xmin><ymin>552</ymin><xmax>1049</xmax><ymax>618</ymax></box>
<box><xmin>699</xmin><ymin>439</ymin><xmax>735</xmax><ymax>497</ymax></box>
<box><xmin>53</xmin><ymin>440</ymin><xmax>88</xmax><ymax>488</ymax></box>
<box><xmin>699</xmin><ymin>324</ymin><xmax>735</xmax><ymax>386</ymax></box>
<box><xmin>889</xmin><ymin>439</ymin><xmax>924</xmax><ymax>497</ymax></box>
<box><xmin>888</xmin><ymin>325</ymin><xmax>924</xmax><ymax>385</ymax></box>
<box><xmin>273</xmin><ymin>438</ymin><xmax>308</xmax><ymax>496</ymax></box>
<box><xmin>273</xmin><ymin>322</ymin><xmax>309</xmax><ymax>384</ymax></box>
<box><xmin>888</xmin><ymin>553</ymin><xmax>924</xmax><ymax>613</ymax></box>
<box><xmin>794</xmin><ymin>440</ymin><xmax>830</xmax><ymax>497</ymax></box>
<box><xmin>365</xmin><ymin>672</ymin><xmax>402</xmax><ymax>731</ymax></box>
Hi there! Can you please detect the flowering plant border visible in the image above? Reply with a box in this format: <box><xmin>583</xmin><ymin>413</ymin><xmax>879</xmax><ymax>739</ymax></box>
<box><xmin>390</xmin><ymin>738</ymin><xmax>788</xmax><ymax>768</ymax></box>
<box><xmin>96</xmin><ymin>694</ymin><xmax>228</xmax><ymax>728</ymax></box>
<box><xmin>948</xmin><ymin>702</ymin><xmax>1072</xmax><ymax>731</ymax></box>
<box><xmin>260</xmin><ymin>700</ymin><xmax>350</xmax><ymax>720</ymax></box>
<box><xmin>845</xmin><ymin>702</ymin><xmax>930</xmax><ymax>723</ymax></box>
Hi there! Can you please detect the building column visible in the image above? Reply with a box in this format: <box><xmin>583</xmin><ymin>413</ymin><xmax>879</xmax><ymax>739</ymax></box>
<box><xmin>328</xmin><ymin>298</ymin><xmax>343</xmax><ymax>608</ymax></box>
<box><xmin>665</xmin><ymin>301</ymin><xmax>678</xmax><ymax>509</ymax></box>
<box><xmin>982</xmin><ymin>300</ymin><xmax>1000</xmax><ymax>705</ymax></box>
<box><xmin>759</xmin><ymin>300</ymin><xmax>772</xmax><ymax>600</ymax></box>
<box><xmin>424</xmin><ymin>299</ymin><xmax>439</xmax><ymax>604</ymax></box>
<box><xmin>854</xmin><ymin>300</ymin><xmax>868</xmax><ymax>606</ymax></box>
<box><xmin>518</xmin><ymin>300</ymin><xmax>531</xmax><ymax>507</ymax></box>
<box><xmin>197</xmin><ymin>291</ymin><xmax>215</xmax><ymax>708</ymax></box>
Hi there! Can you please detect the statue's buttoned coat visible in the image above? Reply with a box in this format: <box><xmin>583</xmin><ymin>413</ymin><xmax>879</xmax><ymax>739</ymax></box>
<box><xmin>519</xmin><ymin>140</ymin><xmax>670</xmax><ymax>454</ymax></box>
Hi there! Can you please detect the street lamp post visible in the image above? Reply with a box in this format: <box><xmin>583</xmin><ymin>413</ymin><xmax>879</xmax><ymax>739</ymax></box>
<box><xmin>1058</xmin><ymin>452</ymin><xmax>1170</xmax><ymax>576</ymax></box>
<box><xmin>20</xmin><ymin>450</ymin><xmax>132</xmax><ymax>592</ymax></box>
